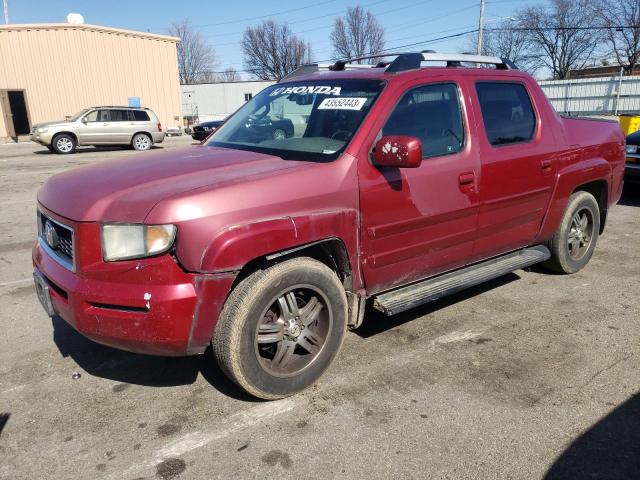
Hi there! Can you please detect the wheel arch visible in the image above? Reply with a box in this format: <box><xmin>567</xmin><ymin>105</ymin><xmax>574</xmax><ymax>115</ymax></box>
<box><xmin>572</xmin><ymin>179</ymin><xmax>608</xmax><ymax>234</ymax></box>
<box><xmin>130</xmin><ymin>131</ymin><xmax>153</xmax><ymax>144</ymax></box>
<box><xmin>52</xmin><ymin>131</ymin><xmax>78</xmax><ymax>144</ymax></box>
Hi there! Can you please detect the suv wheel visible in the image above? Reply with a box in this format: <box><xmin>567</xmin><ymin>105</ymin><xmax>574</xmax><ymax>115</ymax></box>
<box><xmin>544</xmin><ymin>191</ymin><xmax>600</xmax><ymax>274</ymax></box>
<box><xmin>272</xmin><ymin>128</ymin><xmax>286</xmax><ymax>140</ymax></box>
<box><xmin>52</xmin><ymin>134</ymin><xmax>76</xmax><ymax>154</ymax></box>
<box><xmin>213</xmin><ymin>257</ymin><xmax>347</xmax><ymax>399</ymax></box>
<box><xmin>132</xmin><ymin>133</ymin><xmax>152</xmax><ymax>151</ymax></box>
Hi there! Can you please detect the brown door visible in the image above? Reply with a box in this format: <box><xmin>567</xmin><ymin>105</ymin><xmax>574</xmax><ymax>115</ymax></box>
<box><xmin>1</xmin><ymin>90</ymin><xmax>31</xmax><ymax>138</ymax></box>
<box><xmin>0</xmin><ymin>90</ymin><xmax>16</xmax><ymax>138</ymax></box>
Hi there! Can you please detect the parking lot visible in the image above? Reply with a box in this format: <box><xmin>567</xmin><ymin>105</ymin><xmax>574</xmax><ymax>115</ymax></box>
<box><xmin>0</xmin><ymin>137</ymin><xmax>638</xmax><ymax>480</ymax></box>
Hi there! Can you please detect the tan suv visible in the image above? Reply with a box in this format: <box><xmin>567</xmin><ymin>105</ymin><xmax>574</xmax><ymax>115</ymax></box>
<box><xmin>30</xmin><ymin>106</ymin><xmax>165</xmax><ymax>154</ymax></box>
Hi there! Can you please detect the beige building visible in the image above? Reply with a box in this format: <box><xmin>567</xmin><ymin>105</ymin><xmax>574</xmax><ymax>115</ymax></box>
<box><xmin>0</xmin><ymin>23</ymin><xmax>181</xmax><ymax>140</ymax></box>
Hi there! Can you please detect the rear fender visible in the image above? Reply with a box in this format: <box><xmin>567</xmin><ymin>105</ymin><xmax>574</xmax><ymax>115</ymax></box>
<box><xmin>538</xmin><ymin>155</ymin><xmax>611</xmax><ymax>240</ymax></box>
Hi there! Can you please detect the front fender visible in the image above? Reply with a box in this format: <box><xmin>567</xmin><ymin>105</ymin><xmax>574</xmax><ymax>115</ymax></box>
<box><xmin>199</xmin><ymin>209</ymin><xmax>363</xmax><ymax>290</ymax></box>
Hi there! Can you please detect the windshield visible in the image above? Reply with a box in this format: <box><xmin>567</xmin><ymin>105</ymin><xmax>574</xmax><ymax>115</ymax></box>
<box><xmin>67</xmin><ymin>108</ymin><xmax>91</xmax><ymax>122</ymax></box>
<box><xmin>207</xmin><ymin>79</ymin><xmax>385</xmax><ymax>161</ymax></box>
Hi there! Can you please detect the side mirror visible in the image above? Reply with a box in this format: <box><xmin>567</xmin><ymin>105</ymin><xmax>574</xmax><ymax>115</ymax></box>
<box><xmin>373</xmin><ymin>135</ymin><xmax>422</xmax><ymax>168</ymax></box>
<box><xmin>81</xmin><ymin>117</ymin><xmax>88</xmax><ymax>124</ymax></box>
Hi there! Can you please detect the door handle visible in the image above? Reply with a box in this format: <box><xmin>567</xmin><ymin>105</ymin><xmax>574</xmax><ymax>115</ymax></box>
<box><xmin>541</xmin><ymin>159</ymin><xmax>552</xmax><ymax>171</ymax></box>
<box><xmin>458</xmin><ymin>172</ymin><xmax>475</xmax><ymax>186</ymax></box>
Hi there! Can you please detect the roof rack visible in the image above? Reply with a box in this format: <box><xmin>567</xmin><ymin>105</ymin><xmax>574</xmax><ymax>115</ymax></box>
<box><xmin>281</xmin><ymin>51</ymin><xmax>518</xmax><ymax>82</ymax></box>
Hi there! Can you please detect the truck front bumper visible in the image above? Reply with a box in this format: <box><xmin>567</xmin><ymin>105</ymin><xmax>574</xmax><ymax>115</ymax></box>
<box><xmin>33</xmin><ymin>232</ymin><xmax>234</xmax><ymax>356</ymax></box>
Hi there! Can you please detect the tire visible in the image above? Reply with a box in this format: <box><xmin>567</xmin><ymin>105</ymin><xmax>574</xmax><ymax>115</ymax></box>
<box><xmin>543</xmin><ymin>191</ymin><xmax>600</xmax><ymax>274</ymax></box>
<box><xmin>272</xmin><ymin>128</ymin><xmax>286</xmax><ymax>140</ymax></box>
<box><xmin>212</xmin><ymin>257</ymin><xmax>348</xmax><ymax>400</ymax></box>
<box><xmin>131</xmin><ymin>133</ymin><xmax>152</xmax><ymax>151</ymax></box>
<box><xmin>46</xmin><ymin>145</ymin><xmax>54</xmax><ymax>152</ymax></box>
<box><xmin>51</xmin><ymin>134</ymin><xmax>76</xmax><ymax>154</ymax></box>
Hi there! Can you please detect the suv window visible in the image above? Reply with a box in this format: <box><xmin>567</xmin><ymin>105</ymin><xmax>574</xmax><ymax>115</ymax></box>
<box><xmin>84</xmin><ymin>110</ymin><xmax>99</xmax><ymax>122</ymax></box>
<box><xmin>476</xmin><ymin>82</ymin><xmax>535</xmax><ymax>146</ymax></box>
<box><xmin>107</xmin><ymin>109</ymin><xmax>130</xmax><ymax>122</ymax></box>
<box><xmin>382</xmin><ymin>83</ymin><xmax>464</xmax><ymax>158</ymax></box>
<box><xmin>131</xmin><ymin>110</ymin><xmax>150</xmax><ymax>121</ymax></box>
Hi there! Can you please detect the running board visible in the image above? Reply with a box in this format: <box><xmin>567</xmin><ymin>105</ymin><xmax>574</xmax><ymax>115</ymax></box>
<box><xmin>373</xmin><ymin>245</ymin><xmax>550</xmax><ymax>316</ymax></box>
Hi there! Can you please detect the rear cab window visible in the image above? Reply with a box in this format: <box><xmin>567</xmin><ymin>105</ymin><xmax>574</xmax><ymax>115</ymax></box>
<box><xmin>475</xmin><ymin>82</ymin><xmax>536</xmax><ymax>146</ymax></box>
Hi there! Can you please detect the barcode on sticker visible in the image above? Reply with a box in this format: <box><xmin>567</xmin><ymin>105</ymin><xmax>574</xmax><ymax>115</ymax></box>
<box><xmin>318</xmin><ymin>97</ymin><xmax>367</xmax><ymax>110</ymax></box>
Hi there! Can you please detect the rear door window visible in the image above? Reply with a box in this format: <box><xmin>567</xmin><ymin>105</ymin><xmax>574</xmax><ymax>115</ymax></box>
<box><xmin>109</xmin><ymin>110</ymin><xmax>130</xmax><ymax>122</ymax></box>
<box><xmin>475</xmin><ymin>82</ymin><xmax>536</xmax><ymax>146</ymax></box>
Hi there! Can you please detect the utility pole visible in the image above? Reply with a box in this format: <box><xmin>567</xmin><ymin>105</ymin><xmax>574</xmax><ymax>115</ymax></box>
<box><xmin>476</xmin><ymin>0</ymin><xmax>485</xmax><ymax>55</ymax></box>
<box><xmin>3</xmin><ymin>0</ymin><xmax>8</xmax><ymax>24</ymax></box>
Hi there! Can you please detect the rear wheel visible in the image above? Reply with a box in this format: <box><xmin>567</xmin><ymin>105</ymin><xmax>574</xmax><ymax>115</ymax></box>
<box><xmin>544</xmin><ymin>191</ymin><xmax>600</xmax><ymax>274</ymax></box>
<box><xmin>51</xmin><ymin>134</ymin><xmax>76</xmax><ymax>154</ymax></box>
<box><xmin>212</xmin><ymin>257</ymin><xmax>347</xmax><ymax>399</ymax></box>
<box><xmin>132</xmin><ymin>133</ymin><xmax>152</xmax><ymax>151</ymax></box>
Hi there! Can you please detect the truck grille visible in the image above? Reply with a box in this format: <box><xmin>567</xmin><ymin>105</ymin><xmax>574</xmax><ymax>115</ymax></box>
<box><xmin>38</xmin><ymin>211</ymin><xmax>75</xmax><ymax>271</ymax></box>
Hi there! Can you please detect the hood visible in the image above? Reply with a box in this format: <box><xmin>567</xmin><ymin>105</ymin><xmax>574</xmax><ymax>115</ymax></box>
<box><xmin>33</xmin><ymin>120</ymin><xmax>71</xmax><ymax>129</ymax></box>
<box><xmin>38</xmin><ymin>145</ymin><xmax>312</xmax><ymax>222</ymax></box>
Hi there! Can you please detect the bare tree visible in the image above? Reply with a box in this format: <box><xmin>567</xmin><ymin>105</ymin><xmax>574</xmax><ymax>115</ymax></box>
<box><xmin>467</xmin><ymin>21</ymin><xmax>542</xmax><ymax>75</ymax></box>
<box><xmin>217</xmin><ymin>68</ymin><xmax>241</xmax><ymax>82</ymax></box>
<box><xmin>241</xmin><ymin>21</ymin><xmax>310</xmax><ymax>80</ymax></box>
<box><xmin>168</xmin><ymin>18</ymin><xmax>217</xmax><ymax>84</ymax></box>
<box><xmin>330</xmin><ymin>6</ymin><xmax>385</xmax><ymax>63</ymax></box>
<box><xmin>516</xmin><ymin>0</ymin><xmax>602</xmax><ymax>79</ymax></box>
<box><xmin>600</xmin><ymin>0</ymin><xmax>640</xmax><ymax>74</ymax></box>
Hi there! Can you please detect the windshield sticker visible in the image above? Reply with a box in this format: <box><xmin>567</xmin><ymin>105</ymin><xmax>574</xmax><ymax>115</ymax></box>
<box><xmin>317</xmin><ymin>97</ymin><xmax>367</xmax><ymax>110</ymax></box>
<box><xmin>269</xmin><ymin>86</ymin><xmax>342</xmax><ymax>96</ymax></box>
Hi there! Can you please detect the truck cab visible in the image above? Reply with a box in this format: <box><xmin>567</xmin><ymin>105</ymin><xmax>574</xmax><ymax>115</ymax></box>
<box><xmin>33</xmin><ymin>53</ymin><xmax>625</xmax><ymax>399</ymax></box>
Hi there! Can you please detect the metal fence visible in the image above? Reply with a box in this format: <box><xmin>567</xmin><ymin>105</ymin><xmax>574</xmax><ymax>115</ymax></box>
<box><xmin>539</xmin><ymin>74</ymin><xmax>640</xmax><ymax>116</ymax></box>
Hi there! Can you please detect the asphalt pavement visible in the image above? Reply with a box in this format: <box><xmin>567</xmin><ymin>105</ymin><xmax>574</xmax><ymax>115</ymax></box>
<box><xmin>0</xmin><ymin>136</ymin><xmax>639</xmax><ymax>479</ymax></box>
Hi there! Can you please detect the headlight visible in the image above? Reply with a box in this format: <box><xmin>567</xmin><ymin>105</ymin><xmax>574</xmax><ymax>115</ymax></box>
<box><xmin>203</xmin><ymin>126</ymin><xmax>210</xmax><ymax>131</ymax></box>
<box><xmin>37</xmin><ymin>127</ymin><xmax>48</xmax><ymax>133</ymax></box>
<box><xmin>101</xmin><ymin>224</ymin><xmax>176</xmax><ymax>261</ymax></box>
<box><xmin>626</xmin><ymin>145</ymin><xmax>637</xmax><ymax>154</ymax></box>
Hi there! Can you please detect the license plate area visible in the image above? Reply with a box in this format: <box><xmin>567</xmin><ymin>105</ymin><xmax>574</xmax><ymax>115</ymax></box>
<box><xmin>34</xmin><ymin>271</ymin><xmax>55</xmax><ymax>317</ymax></box>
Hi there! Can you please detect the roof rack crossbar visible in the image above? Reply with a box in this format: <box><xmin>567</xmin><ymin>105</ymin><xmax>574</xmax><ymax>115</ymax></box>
<box><xmin>281</xmin><ymin>62</ymin><xmax>377</xmax><ymax>81</ymax></box>
<box><xmin>280</xmin><ymin>52</ymin><xmax>518</xmax><ymax>81</ymax></box>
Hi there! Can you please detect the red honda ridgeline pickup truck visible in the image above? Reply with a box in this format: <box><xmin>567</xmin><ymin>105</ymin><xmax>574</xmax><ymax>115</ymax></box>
<box><xmin>33</xmin><ymin>53</ymin><xmax>625</xmax><ymax>399</ymax></box>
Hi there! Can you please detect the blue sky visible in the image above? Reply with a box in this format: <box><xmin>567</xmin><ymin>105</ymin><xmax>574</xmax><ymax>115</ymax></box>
<box><xmin>8</xmin><ymin>0</ymin><xmax>544</xmax><ymax>74</ymax></box>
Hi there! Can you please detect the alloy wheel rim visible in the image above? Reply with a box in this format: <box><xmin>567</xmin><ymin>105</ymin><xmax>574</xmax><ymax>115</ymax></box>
<box><xmin>567</xmin><ymin>207</ymin><xmax>594</xmax><ymax>260</ymax></box>
<box><xmin>273</xmin><ymin>129</ymin><xmax>286</xmax><ymax>140</ymax></box>
<box><xmin>254</xmin><ymin>285</ymin><xmax>331</xmax><ymax>378</ymax></box>
<box><xmin>57</xmin><ymin>138</ymin><xmax>72</xmax><ymax>152</ymax></box>
<box><xmin>135</xmin><ymin>136</ymin><xmax>150</xmax><ymax>150</ymax></box>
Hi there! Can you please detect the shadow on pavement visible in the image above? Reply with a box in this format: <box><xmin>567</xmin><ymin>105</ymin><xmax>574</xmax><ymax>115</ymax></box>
<box><xmin>33</xmin><ymin>145</ymin><xmax>164</xmax><ymax>155</ymax></box>
<box><xmin>355</xmin><ymin>272</ymin><xmax>520</xmax><ymax>338</ymax></box>
<box><xmin>51</xmin><ymin>316</ymin><xmax>256</xmax><ymax>401</ymax></box>
<box><xmin>545</xmin><ymin>392</ymin><xmax>640</xmax><ymax>479</ymax></box>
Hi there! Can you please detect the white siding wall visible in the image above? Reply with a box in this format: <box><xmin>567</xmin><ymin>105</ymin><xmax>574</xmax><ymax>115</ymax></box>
<box><xmin>539</xmin><ymin>75</ymin><xmax>640</xmax><ymax>115</ymax></box>
<box><xmin>181</xmin><ymin>81</ymin><xmax>275</xmax><ymax>123</ymax></box>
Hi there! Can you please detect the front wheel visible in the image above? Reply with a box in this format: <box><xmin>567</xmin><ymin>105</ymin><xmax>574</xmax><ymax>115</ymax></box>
<box><xmin>51</xmin><ymin>134</ymin><xmax>76</xmax><ymax>154</ymax></box>
<box><xmin>543</xmin><ymin>191</ymin><xmax>600</xmax><ymax>274</ymax></box>
<box><xmin>212</xmin><ymin>257</ymin><xmax>347</xmax><ymax>400</ymax></box>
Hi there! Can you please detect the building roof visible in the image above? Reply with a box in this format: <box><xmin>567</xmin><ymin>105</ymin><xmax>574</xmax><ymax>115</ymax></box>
<box><xmin>0</xmin><ymin>23</ymin><xmax>179</xmax><ymax>43</ymax></box>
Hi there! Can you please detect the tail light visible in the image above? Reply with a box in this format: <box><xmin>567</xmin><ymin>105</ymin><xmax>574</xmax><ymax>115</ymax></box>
<box><xmin>157</xmin><ymin>123</ymin><xmax>162</xmax><ymax>132</ymax></box>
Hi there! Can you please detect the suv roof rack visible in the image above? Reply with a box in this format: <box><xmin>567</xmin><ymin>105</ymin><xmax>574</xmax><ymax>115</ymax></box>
<box><xmin>281</xmin><ymin>51</ymin><xmax>518</xmax><ymax>81</ymax></box>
